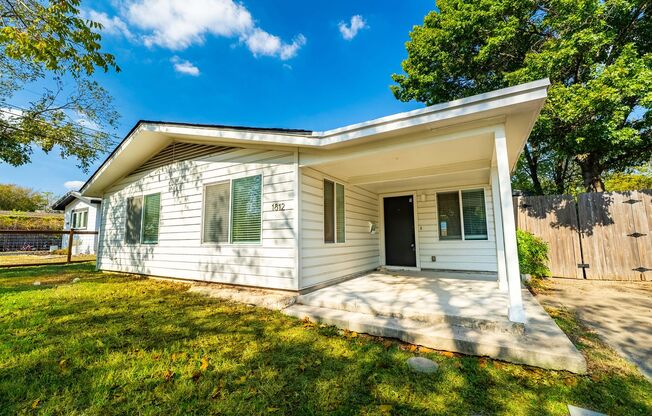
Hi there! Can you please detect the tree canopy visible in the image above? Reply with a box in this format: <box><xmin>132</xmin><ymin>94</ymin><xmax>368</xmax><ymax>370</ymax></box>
<box><xmin>0</xmin><ymin>183</ymin><xmax>48</xmax><ymax>211</ymax></box>
<box><xmin>0</xmin><ymin>0</ymin><xmax>120</xmax><ymax>171</ymax></box>
<box><xmin>392</xmin><ymin>0</ymin><xmax>651</xmax><ymax>193</ymax></box>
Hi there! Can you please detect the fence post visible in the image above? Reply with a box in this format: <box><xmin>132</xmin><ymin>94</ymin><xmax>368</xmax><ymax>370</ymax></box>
<box><xmin>67</xmin><ymin>229</ymin><xmax>74</xmax><ymax>263</ymax></box>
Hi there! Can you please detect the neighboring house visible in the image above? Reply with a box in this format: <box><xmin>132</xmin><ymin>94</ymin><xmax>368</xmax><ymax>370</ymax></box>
<box><xmin>78</xmin><ymin>79</ymin><xmax>550</xmax><ymax>323</ymax></box>
<box><xmin>52</xmin><ymin>192</ymin><xmax>102</xmax><ymax>254</ymax></box>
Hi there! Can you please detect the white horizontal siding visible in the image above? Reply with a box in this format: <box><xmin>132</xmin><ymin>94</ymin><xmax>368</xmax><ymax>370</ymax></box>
<box><xmin>413</xmin><ymin>186</ymin><xmax>497</xmax><ymax>272</ymax></box>
<box><xmin>97</xmin><ymin>148</ymin><xmax>298</xmax><ymax>290</ymax></box>
<box><xmin>62</xmin><ymin>199</ymin><xmax>100</xmax><ymax>255</ymax></box>
<box><xmin>300</xmin><ymin>167</ymin><xmax>380</xmax><ymax>289</ymax></box>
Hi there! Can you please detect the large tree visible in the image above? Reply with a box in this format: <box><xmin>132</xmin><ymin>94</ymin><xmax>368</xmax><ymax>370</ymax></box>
<box><xmin>392</xmin><ymin>0</ymin><xmax>651</xmax><ymax>193</ymax></box>
<box><xmin>0</xmin><ymin>0</ymin><xmax>120</xmax><ymax>171</ymax></box>
<box><xmin>0</xmin><ymin>183</ymin><xmax>47</xmax><ymax>211</ymax></box>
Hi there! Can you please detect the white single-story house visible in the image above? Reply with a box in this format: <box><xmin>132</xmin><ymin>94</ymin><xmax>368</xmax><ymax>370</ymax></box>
<box><xmin>52</xmin><ymin>191</ymin><xmax>102</xmax><ymax>254</ymax></box>
<box><xmin>79</xmin><ymin>79</ymin><xmax>550</xmax><ymax>325</ymax></box>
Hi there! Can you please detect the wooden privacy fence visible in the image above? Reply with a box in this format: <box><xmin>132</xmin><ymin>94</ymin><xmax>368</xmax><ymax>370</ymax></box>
<box><xmin>0</xmin><ymin>229</ymin><xmax>98</xmax><ymax>268</ymax></box>
<box><xmin>514</xmin><ymin>190</ymin><xmax>652</xmax><ymax>281</ymax></box>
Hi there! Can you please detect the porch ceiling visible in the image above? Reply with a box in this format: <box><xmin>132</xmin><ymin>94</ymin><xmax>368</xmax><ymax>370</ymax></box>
<box><xmin>304</xmin><ymin>129</ymin><xmax>494</xmax><ymax>193</ymax></box>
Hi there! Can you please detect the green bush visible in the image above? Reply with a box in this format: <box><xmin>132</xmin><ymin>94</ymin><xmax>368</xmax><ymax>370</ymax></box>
<box><xmin>516</xmin><ymin>230</ymin><xmax>551</xmax><ymax>278</ymax></box>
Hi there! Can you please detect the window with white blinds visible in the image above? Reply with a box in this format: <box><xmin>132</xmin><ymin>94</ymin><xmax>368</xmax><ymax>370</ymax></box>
<box><xmin>125</xmin><ymin>196</ymin><xmax>143</xmax><ymax>244</ymax></box>
<box><xmin>324</xmin><ymin>179</ymin><xmax>345</xmax><ymax>244</ymax></box>
<box><xmin>231</xmin><ymin>175</ymin><xmax>262</xmax><ymax>243</ymax></box>
<box><xmin>437</xmin><ymin>189</ymin><xmax>487</xmax><ymax>241</ymax></box>
<box><xmin>142</xmin><ymin>193</ymin><xmax>161</xmax><ymax>244</ymax></box>
<box><xmin>462</xmin><ymin>189</ymin><xmax>488</xmax><ymax>240</ymax></box>
<box><xmin>203</xmin><ymin>182</ymin><xmax>230</xmax><ymax>243</ymax></box>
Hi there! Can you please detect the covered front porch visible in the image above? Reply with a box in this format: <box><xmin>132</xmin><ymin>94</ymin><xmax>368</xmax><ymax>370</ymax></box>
<box><xmin>284</xmin><ymin>270</ymin><xmax>586</xmax><ymax>373</ymax></box>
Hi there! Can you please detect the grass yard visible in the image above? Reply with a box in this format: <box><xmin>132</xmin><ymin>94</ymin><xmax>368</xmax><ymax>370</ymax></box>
<box><xmin>0</xmin><ymin>254</ymin><xmax>96</xmax><ymax>266</ymax></box>
<box><xmin>1</xmin><ymin>264</ymin><xmax>651</xmax><ymax>415</ymax></box>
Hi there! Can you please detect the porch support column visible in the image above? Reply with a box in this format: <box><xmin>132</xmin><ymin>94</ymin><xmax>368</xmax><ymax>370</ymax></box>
<box><xmin>493</xmin><ymin>126</ymin><xmax>526</xmax><ymax>323</ymax></box>
<box><xmin>490</xmin><ymin>167</ymin><xmax>508</xmax><ymax>292</ymax></box>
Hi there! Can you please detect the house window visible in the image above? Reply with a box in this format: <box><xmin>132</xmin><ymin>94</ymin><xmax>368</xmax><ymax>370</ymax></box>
<box><xmin>125</xmin><ymin>196</ymin><xmax>142</xmax><ymax>244</ymax></box>
<box><xmin>324</xmin><ymin>179</ymin><xmax>345</xmax><ymax>243</ymax></box>
<box><xmin>437</xmin><ymin>189</ymin><xmax>487</xmax><ymax>241</ymax></box>
<box><xmin>142</xmin><ymin>193</ymin><xmax>161</xmax><ymax>244</ymax></box>
<box><xmin>71</xmin><ymin>209</ymin><xmax>88</xmax><ymax>229</ymax></box>
<box><xmin>202</xmin><ymin>181</ymin><xmax>230</xmax><ymax>243</ymax></box>
<box><xmin>230</xmin><ymin>175</ymin><xmax>262</xmax><ymax>243</ymax></box>
<box><xmin>125</xmin><ymin>193</ymin><xmax>160</xmax><ymax>244</ymax></box>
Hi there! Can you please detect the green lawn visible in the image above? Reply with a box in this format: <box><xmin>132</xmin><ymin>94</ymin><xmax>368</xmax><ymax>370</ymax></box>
<box><xmin>1</xmin><ymin>264</ymin><xmax>650</xmax><ymax>415</ymax></box>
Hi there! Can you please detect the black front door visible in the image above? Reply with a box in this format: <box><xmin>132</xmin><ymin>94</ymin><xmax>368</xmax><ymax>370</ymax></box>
<box><xmin>383</xmin><ymin>195</ymin><xmax>416</xmax><ymax>267</ymax></box>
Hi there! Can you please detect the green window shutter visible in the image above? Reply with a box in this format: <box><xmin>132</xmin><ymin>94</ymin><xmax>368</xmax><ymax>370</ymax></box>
<box><xmin>81</xmin><ymin>211</ymin><xmax>88</xmax><ymax>228</ymax></box>
<box><xmin>462</xmin><ymin>189</ymin><xmax>488</xmax><ymax>240</ymax></box>
<box><xmin>231</xmin><ymin>175</ymin><xmax>262</xmax><ymax>243</ymax></box>
<box><xmin>437</xmin><ymin>192</ymin><xmax>462</xmax><ymax>240</ymax></box>
<box><xmin>125</xmin><ymin>196</ymin><xmax>143</xmax><ymax>244</ymax></box>
<box><xmin>203</xmin><ymin>182</ymin><xmax>230</xmax><ymax>243</ymax></box>
<box><xmin>336</xmin><ymin>183</ymin><xmax>345</xmax><ymax>243</ymax></box>
<box><xmin>323</xmin><ymin>179</ymin><xmax>335</xmax><ymax>243</ymax></box>
<box><xmin>142</xmin><ymin>193</ymin><xmax>161</xmax><ymax>244</ymax></box>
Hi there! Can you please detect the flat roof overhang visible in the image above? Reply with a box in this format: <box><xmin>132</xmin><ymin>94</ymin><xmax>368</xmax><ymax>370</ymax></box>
<box><xmin>80</xmin><ymin>79</ymin><xmax>549</xmax><ymax>197</ymax></box>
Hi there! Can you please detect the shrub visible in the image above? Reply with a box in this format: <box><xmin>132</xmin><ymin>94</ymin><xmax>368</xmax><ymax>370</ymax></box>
<box><xmin>516</xmin><ymin>229</ymin><xmax>551</xmax><ymax>278</ymax></box>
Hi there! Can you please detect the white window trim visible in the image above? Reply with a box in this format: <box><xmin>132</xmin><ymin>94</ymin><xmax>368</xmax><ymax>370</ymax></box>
<box><xmin>200</xmin><ymin>173</ymin><xmax>264</xmax><ymax>247</ymax></box>
<box><xmin>323</xmin><ymin>179</ymin><xmax>346</xmax><ymax>245</ymax></box>
<box><xmin>200</xmin><ymin>180</ymin><xmax>231</xmax><ymax>245</ymax></box>
<box><xmin>140</xmin><ymin>192</ymin><xmax>161</xmax><ymax>245</ymax></box>
<box><xmin>436</xmin><ymin>187</ymin><xmax>489</xmax><ymax>242</ymax></box>
<box><xmin>71</xmin><ymin>208</ymin><xmax>88</xmax><ymax>230</ymax></box>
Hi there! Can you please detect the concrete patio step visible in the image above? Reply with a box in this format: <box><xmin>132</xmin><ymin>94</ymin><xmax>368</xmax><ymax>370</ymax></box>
<box><xmin>284</xmin><ymin>303</ymin><xmax>587</xmax><ymax>373</ymax></box>
<box><xmin>296</xmin><ymin>292</ymin><xmax>524</xmax><ymax>335</ymax></box>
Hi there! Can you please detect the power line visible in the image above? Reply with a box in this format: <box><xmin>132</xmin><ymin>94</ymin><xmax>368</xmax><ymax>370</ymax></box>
<box><xmin>0</xmin><ymin>101</ymin><xmax>122</xmax><ymax>142</ymax></box>
<box><xmin>0</xmin><ymin>107</ymin><xmax>120</xmax><ymax>147</ymax></box>
<box><xmin>0</xmin><ymin>119</ymin><xmax>115</xmax><ymax>155</ymax></box>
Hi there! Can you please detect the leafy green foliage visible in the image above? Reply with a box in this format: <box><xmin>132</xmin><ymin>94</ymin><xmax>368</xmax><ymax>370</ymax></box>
<box><xmin>604</xmin><ymin>163</ymin><xmax>652</xmax><ymax>191</ymax></box>
<box><xmin>0</xmin><ymin>264</ymin><xmax>650</xmax><ymax>414</ymax></box>
<box><xmin>516</xmin><ymin>229</ymin><xmax>551</xmax><ymax>277</ymax></box>
<box><xmin>0</xmin><ymin>183</ymin><xmax>49</xmax><ymax>211</ymax></box>
<box><xmin>0</xmin><ymin>0</ymin><xmax>120</xmax><ymax>170</ymax></box>
<box><xmin>392</xmin><ymin>0</ymin><xmax>652</xmax><ymax>193</ymax></box>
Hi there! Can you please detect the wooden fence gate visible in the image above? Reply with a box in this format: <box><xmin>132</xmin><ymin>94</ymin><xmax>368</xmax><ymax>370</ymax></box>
<box><xmin>514</xmin><ymin>190</ymin><xmax>652</xmax><ymax>281</ymax></box>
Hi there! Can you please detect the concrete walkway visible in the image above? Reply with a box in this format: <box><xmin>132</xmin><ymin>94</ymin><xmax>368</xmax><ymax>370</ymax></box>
<box><xmin>537</xmin><ymin>278</ymin><xmax>652</xmax><ymax>380</ymax></box>
<box><xmin>284</xmin><ymin>272</ymin><xmax>586</xmax><ymax>373</ymax></box>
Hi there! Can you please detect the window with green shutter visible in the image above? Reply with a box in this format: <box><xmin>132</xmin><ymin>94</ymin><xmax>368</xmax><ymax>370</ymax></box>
<box><xmin>125</xmin><ymin>196</ymin><xmax>142</xmax><ymax>244</ymax></box>
<box><xmin>336</xmin><ymin>183</ymin><xmax>345</xmax><ymax>243</ymax></box>
<box><xmin>203</xmin><ymin>181</ymin><xmax>230</xmax><ymax>243</ymax></box>
<box><xmin>231</xmin><ymin>175</ymin><xmax>262</xmax><ymax>243</ymax></box>
<box><xmin>324</xmin><ymin>179</ymin><xmax>345</xmax><ymax>244</ymax></box>
<box><xmin>462</xmin><ymin>189</ymin><xmax>488</xmax><ymax>240</ymax></box>
<box><xmin>142</xmin><ymin>193</ymin><xmax>161</xmax><ymax>244</ymax></box>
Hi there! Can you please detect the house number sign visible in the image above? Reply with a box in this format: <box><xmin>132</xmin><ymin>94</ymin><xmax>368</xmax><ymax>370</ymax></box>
<box><xmin>271</xmin><ymin>203</ymin><xmax>286</xmax><ymax>211</ymax></box>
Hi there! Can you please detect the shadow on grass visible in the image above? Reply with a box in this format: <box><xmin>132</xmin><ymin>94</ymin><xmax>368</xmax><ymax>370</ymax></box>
<box><xmin>0</xmin><ymin>266</ymin><xmax>650</xmax><ymax>415</ymax></box>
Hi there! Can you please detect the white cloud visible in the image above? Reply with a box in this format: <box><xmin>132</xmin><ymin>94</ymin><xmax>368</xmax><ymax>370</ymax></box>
<box><xmin>64</xmin><ymin>181</ymin><xmax>85</xmax><ymax>191</ymax></box>
<box><xmin>171</xmin><ymin>56</ymin><xmax>200</xmax><ymax>76</ymax></box>
<box><xmin>83</xmin><ymin>10</ymin><xmax>133</xmax><ymax>39</ymax></box>
<box><xmin>244</xmin><ymin>30</ymin><xmax>306</xmax><ymax>60</ymax></box>
<box><xmin>338</xmin><ymin>15</ymin><xmax>367</xmax><ymax>40</ymax></box>
<box><xmin>86</xmin><ymin>0</ymin><xmax>307</xmax><ymax>60</ymax></box>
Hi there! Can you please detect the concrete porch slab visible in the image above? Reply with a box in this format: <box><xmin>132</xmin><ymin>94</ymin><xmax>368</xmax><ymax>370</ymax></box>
<box><xmin>284</xmin><ymin>272</ymin><xmax>586</xmax><ymax>373</ymax></box>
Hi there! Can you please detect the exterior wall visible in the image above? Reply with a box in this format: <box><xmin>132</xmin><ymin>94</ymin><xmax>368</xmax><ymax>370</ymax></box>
<box><xmin>96</xmin><ymin>148</ymin><xmax>298</xmax><ymax>290</ymax></box>
<box><xmin>299</xmin><ymin>167</ymin><xmax>381</xmax><ymax>289</ymax></box>
<box><xmin>378</xmin><ymin>184</ymin><xmax>497</xmax><ymax>272</ymax></box>
<box><xmin>62</xmin><ymin>199</ymin><xmax>101</xmax><ymax>254</ymax></box>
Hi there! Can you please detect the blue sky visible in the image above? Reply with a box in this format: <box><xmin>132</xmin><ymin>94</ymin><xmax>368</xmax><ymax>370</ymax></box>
<box><xmin>1</xmin><ymin>0</ymin><xmax>435</xmax><ymax>196</ymax></box>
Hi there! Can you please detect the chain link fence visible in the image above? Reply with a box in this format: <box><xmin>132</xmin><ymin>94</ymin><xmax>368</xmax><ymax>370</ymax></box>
<box><xmin>0</xmin><ymin>230</ymin><xmax>98</xmax><ymax>267</ymax></box>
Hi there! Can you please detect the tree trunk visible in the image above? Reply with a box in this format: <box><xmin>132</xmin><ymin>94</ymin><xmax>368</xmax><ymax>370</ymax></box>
<box><xmin>523</xmin><ymin>145</ymin><xmax>544</xmax><ymax>195</ymax></box>
<box><xmin>578</xmin><ymin>155</ymin><xmax>605</xmax><ymax>192</ymax></box>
